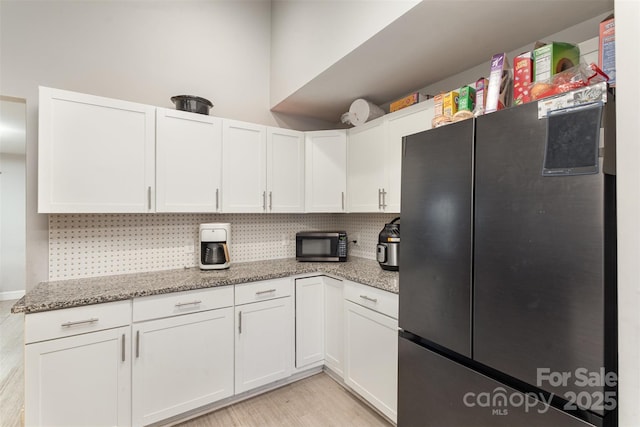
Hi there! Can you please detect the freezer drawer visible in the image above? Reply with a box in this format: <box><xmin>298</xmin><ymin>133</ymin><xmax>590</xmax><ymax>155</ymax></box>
<box><xmin>398</xmin><ymin>337</ymin><xmax>599</xmax><ymax>427</ymax></box>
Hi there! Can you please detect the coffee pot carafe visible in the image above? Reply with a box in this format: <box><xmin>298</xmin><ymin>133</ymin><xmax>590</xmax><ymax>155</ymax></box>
<box><xmin>376</xmin><ymin>217</ymin><xmax>400</xmax><ymax>271</ymax></box>
<box><xmin>199</xmin><ymin>223</ymin><xmax>231</xmax><ymax>270</ymax></box>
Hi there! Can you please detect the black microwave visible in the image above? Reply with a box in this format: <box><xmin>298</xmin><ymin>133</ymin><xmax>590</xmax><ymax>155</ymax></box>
<box><xmin>296</xmin><ymin>231</ymin><xmax>348</xmax><ymax>262</ymax></box>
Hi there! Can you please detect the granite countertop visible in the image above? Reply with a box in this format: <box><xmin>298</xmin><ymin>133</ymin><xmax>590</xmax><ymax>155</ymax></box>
<box><xmin>12</xmin><ymin>257</ymin><xmax>399</xmax><ymax>314</ymax></box>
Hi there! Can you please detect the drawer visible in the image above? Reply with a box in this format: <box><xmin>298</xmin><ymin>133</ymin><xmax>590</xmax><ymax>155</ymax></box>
<box><xmin>235</xmin><ymin>278</ymin><xmax>292</xmax><ymax>306</ymax></box>
<box><xmin>344</xmin><ymin>280</ymin><xmax>398</xmax><ymax>320</ymax></box>
<box><xmin>133</xmin><ymin>286</ymin><xmax>234</xmax><ymax>322</ymax></box>
<box><xmin>25</xmin><ymin>300</ymin><xmax>131</xmax><ymax>344</ymax></box>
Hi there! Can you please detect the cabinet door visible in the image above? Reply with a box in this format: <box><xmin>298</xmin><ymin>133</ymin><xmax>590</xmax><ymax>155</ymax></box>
<box><xmin>304</xmin><ymin>130</ymin><xmax>347</xmax><ymax>212</ymax></box>
<box><xmin>385</xmin><ymin>105</ymin><xmax>434</xmax><ymax>212</ymax></box>
<box><xmin>347</xmin><ymin>120</ymin><xmax>386</xmax><ymax>212</ymax></box>
<box><xmin>324</xmin><ymin>277</ymin><xmax>344</xmax><ymax>377</ymax></box>
<box><xmin>222</xmin><ymin>119</ymin><xmax>267</xmax><ymax>213</ymax></box>
<box><xmin>132</xmin><ymin>308</ymin><xmax>234</xmax><ymax>426</ymax></box>
<box><xmin>267</xmin><ymin>127</ymin><xmax>305</xmax><ymax>213</ymax></box>
<box><xmin>156</xmin><ymin>108</ymin><xmax>222</xmax><ymax>212</ymax></box>
<box><xmin>38</xmin><ymin>86</ymin><xmax>155</xmax><ymax>213</ymax></box>
<box><xmin>235</xmin><ymin>297</ymin><xmax>293</xmax><ymax>394</ymax></box>
<box><xmin>295</xmin><ymin>277</ymin><xmax>324</xmax><ymax>368</ymax></box>
<box><xmin>24</xmin><ymin>326</ymin><xmax>131</xmax><ymax>427</ymax></box>
<box><xmin>344</xmin><ymin>300</ymin><xmax>398</xmax><ymax>423</ymax></box>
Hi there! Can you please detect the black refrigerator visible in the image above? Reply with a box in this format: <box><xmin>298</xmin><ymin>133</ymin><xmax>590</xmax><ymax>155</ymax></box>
<box><xmin>398</xmin><ymin>93</ymin><xmax>617</xmax><ymax>427</ymax></box>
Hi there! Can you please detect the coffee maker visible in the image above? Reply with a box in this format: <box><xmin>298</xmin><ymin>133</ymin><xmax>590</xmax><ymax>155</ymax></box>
<box><xmin>376</xmin><ymin>217</ymin><xmax>400</xmax><ymax>271</ymax></box>
<box><xmin>199</xmin><ymin>223</ymin><xmax>231</xmax><ymax>270</ymax></box>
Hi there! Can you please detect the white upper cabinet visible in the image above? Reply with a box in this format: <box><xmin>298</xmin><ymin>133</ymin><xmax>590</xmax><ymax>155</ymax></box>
<box><xmin>347</xmin><ymin>119</ymin><xmax>387</xmax><ymax>212</ymax></box>
<box><xmin>155</xmin><ymin>108</ymin><xmax>222</xmax><ymax>213</ymax></box>
<box><xmin>266</xmin><ymin>127</ymin><xmax>305</xmax><ymax>213</ymax></box>
<box><xmin>346</xmin><ymin>100</ymin><xmax>434</xmax><ymax>213</ymax></box>
<box><xmin>38</xmin><ymin>86</ymin><xmax>156</xmax><ymax>213</ymax></box>
<box><xmin>221</xmin><ymin>119</ymin><xmax>267</xmax><ymax>213</ymax></box>
<box><xmin>385</xmin><ymin>102</ymin><xmax>434</xmax><ymax>212</ymax></box>
<box><xmin>305</xmin><ymin>130</ymin><xmax>347</xmax><ymax>213</ymax></box>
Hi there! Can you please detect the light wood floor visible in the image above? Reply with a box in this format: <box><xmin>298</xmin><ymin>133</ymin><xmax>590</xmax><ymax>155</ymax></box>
<box><xmin>0</xmin><ymin>300</ymin><xmax>391</xmax><ymax>427</ymax></box>
<box><xmin>0</xmin><ymin>299</ymin><xmax>24</xmax><ymax>427</ymax></box>
<box><xmin>176</xmin><ymin>373</ymin><xmax>392</xmax><ymax>427</ymax></box>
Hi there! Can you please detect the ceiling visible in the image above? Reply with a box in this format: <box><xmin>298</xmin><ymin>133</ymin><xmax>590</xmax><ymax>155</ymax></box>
<box><xmin>270</xmin><ymin>0</ymin><xmax>613</xmax><ymax>123</ymax></box>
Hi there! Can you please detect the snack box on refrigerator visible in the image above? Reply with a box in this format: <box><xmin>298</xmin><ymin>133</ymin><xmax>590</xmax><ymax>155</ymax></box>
<box><xmin>533</xmin><ymin>42</ymin><xmax>580</xmax><ymax>82</ymax></box>
<box><xmin>599</xmin><ymin>14</ymin><xmax>615</xmax><ymax>86</ymax></box>
<box><xmin>474</xmin><ymin>77</ymin><xmax>489</xmax><ymax>114</ymax></box>
<box><xmin>442</xmin><ymin>91</ymin><xmax>459</xmax><ymax>117</ymax></box>
<box><xmin>513</xmin><ymin>52</ymin><xmax>533</xmax><ymax>105</ymax></box>
<box><xmin>458</xmin><ymin>86</ymin><xmax>476</xmax><ymax>112</ymax></box>
<box><xmin>485</xmin><ymin>53</ymin><xmax>508</xmax><ymax>113</ymax></box>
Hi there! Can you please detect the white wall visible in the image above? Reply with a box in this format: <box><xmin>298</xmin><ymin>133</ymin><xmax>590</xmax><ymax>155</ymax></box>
<box><xmin>613</xmin><ymin>1</ymin><xmax>640</xmax><ymax>425</ymax></box>
<box><xmin>270</xmin><ymin>0</ymin><xmax>419</xmax><ymax>108</ymax></box>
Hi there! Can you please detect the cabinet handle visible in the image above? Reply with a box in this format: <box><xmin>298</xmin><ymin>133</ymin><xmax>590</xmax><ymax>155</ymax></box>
<box><xmin>175</xmin><ymin>300</ymin><xmax>202</xmax><ymax>307</ymax></box>
<box><xmin>216</xmin><ymin>188</ymin><xmax>219</xmax><ymax>211</ymax></box>
<box><xmin>121</xmin><ymin>334</ymin><xmax>125</xmax><ymax>362</ymax></box>
<box><xmin>378</xmin><ymin>188</ymin><xmax>382</xmax><ymax>210</ymax></box>
<box><xmin>381</xmin><ymin>188</ymin><xmax>387</xmax><ymax>210</ymax></box>
<box><xmin>263</xmin><ymin>191</ymin><xmax>266</xmax><ymax>211</ymax></box>
<box><xmin>238</xmin><ymin>311</ymin><xmax>242</xmax><ymax>334</ymax></box>
<box><xmin>359</xmin><ymin>295</ymin><xmax>378</xmax><ymax>303</ymax></box>
<box><xmin>256</xmin><ymin>288</ymin><xmax>276</xmax><ymax>296</ymax></box>
<box><xmin>61</xmin><ymin>318</ymin><xmax>99</xmax><ymax>327</ymax></box>
<box><xmin>341</xmin><ymin>192</ymin><xmax>345</xmax><ymax>210</ymax></box>
<box><xmin>147</xmin><ymin>187</ymin><xmax>151</xmax><ymax>210</ymax></box>
<box><xmin>269</xmin><ymin>191</ymin><xmax>273</xmax><ymax>211</ymax></box>
<box><xmin>135</xmin><ymin>330</ymin><xmax>140</xmax><ymax>358</ymax></box>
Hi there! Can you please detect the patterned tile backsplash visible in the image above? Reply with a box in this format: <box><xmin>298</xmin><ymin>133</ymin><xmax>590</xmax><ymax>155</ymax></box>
<box><xmin>49</xmin><ymin>213</ymin><xmax>399</xmax><ymax>280</ymax></box>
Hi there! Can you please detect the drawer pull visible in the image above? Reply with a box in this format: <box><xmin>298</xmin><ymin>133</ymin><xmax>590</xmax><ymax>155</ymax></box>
<box><xmin>359</xmin><ymin>295</ymin><xmax>378</xmax><ymax>303</ymax></box>
<box><xmin>255</xmin><ymin>289</ymin><xmax>276</xmax><ymax>296</ymax></box>
<box><xmin>175</xmin><ymin>300</ymin><xmax>202</xmax><ymax>307</ymax></box>
<box><xmin>61</xmin><ymin>318</ymin><xmax>99</xmax><ymax>327</ymax></box>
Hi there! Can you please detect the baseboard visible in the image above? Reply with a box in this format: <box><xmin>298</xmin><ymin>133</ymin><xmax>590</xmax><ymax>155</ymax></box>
<box><xmin>0</xmin><ymin>290</ymin><xmax>25</xmax><ymax>301</ymax></box>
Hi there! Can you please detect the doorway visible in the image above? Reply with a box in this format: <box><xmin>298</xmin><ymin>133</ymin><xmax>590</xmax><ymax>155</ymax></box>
<box><xmin>0</xmin><ymin>96</ymin><xmax>26</xmax><ymax>301</ymax></box>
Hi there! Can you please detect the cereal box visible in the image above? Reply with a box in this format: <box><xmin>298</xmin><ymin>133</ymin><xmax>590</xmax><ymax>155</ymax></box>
<box><xmin>458</xmin><ymin>86</ymin><xmax>476</xmax><ymax>112</ymax></box>
<box><xmin>599</xmin><ymin>14</ymin><xmax>615</xmax><ymax>86</ymax></box>
<box><xmin>443</xmin><ymin>91</ymin><xmax>459</xmax><ymax>117</ymax></box>
<box><xmin>486</xmin><ymin>53</ymin><xmax>508</xmax><ymax>113</ymax></box>
<box><xmin>533</xmin><ymin>42</ymin><xmax>580</xmax><ymax>82</ymax></box>
<box><xmin>475</xmin><ymin>78</ymin><xmax>489</xmax><ymax>114</ymax></box>
<box><xmin>390</xmin><ymin>92</ymin><xmax>425</xmax><ymax>112</ymax></box>
<box><xmin>433</xmin><ymin>93</ymin><xmax>444</xmax><ymax>117</ymax></box>
<box><xmin>513</xmin><ymin>52</ymin><xmax>533</xmax><ymax>105</ymax></box>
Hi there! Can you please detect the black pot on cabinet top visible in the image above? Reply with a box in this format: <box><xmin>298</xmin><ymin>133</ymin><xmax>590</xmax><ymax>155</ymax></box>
<box><xmin>171</xmin><ymin>95</ymin><xmax>213</xmax><ymax>115</ymax></box>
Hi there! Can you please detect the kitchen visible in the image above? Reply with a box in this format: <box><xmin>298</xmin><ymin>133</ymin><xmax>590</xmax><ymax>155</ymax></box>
<box><xmin>0</xmin><ymin>1</ymin><xmax>639</xmax><ymax>426</ymax></box>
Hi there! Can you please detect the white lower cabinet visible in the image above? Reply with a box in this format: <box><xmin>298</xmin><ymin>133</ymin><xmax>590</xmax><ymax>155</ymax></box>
<box><xmin>23</xmin><ymin>275</ymin><xmax>398</xmax><ymax>426</ymax></box>
<box><xmin>131</xmin><ymin>286</ymin><xmax>234</xmax><ymax>426</ymax></box>
<box><xmin>131</xmin><ymin>308</ymin><xmax>234</xmax><ymax>426</ymax></box>
<box><xmin>295</xmin><ymin>276</ymin><xmax>325</xmax><ymax>368</ymax></box>
<box><xmin>295</xmin><ymin>276</ymin><xmax>345</xmax><ymax>376</ymax></box>
<box><xmin>24</xmin><ymin>301</ymin><xmax>132</xmax><ymax>427</ymax></box>
<box><xmin>344</xmin><ymin>282</ymin><xmax>399</xmax><ymax>423</ymax></box>
<box><xmin>324</xmin><ymin>277</ymin><xmax>344</xmax><ymax>377</ymax></box>
<box><xmin>235</xmin><ymin>279</ymin><xmax>294</xmax><ymax>394</ymax></box>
